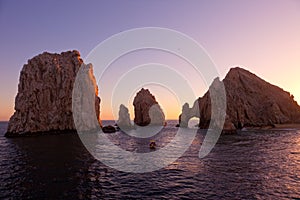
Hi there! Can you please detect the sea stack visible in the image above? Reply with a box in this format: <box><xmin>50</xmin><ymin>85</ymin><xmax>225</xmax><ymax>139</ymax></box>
<box><xmin>6</xmin><ymin>50</ymin><xmax>101</xmax><ymax>136</ymax></box>
<box><xmin>117</xmin><ymin>104</ymin><xmax>133</xmax><ymax>130</ymax></box>
<box><xmin>179</xmin><ymin>67</ymin><xmax>300</xmax><ymax>133</ymax></box>
<box><xmin>133</xmin><ymin>88</ymin><xmax>165</xmax><ymax>126</ymax></box>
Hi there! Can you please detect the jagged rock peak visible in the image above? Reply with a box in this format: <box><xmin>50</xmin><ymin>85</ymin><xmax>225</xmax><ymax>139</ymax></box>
<box><xmin>133</xmin><ymin>88</ymin><xmax>158</xmax><ymax>104</ymax></box>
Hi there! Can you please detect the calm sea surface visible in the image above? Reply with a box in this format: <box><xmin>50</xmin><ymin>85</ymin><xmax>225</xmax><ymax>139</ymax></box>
<box><xmin>0</xmin><ymin>121</ymin><xmax>300</xmax><ymax>199</ymax></box>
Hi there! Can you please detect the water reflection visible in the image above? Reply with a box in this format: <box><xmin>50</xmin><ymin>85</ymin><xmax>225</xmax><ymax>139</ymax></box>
<box><xmin>0</xmin><ymin>122</ymin><xmax>300</xmax><ymax>199</ymax></box>
<box><xmin>4</xmin><ymin>133</ymin><xmax>104</xmax><ymax>199</ymax></box>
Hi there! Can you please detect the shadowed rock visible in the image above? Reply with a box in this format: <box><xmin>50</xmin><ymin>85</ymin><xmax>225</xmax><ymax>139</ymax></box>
<box><xmin>102</xmin><ymin>125</ymin><xmax>116</xmax><ymax>133</ymax></box>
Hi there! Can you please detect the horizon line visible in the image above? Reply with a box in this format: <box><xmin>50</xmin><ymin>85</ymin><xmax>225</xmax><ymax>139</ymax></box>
<box><xmin>0</xmin><ymin>119</ymin><xmax>180</xmax><ymax>123</ymax></box>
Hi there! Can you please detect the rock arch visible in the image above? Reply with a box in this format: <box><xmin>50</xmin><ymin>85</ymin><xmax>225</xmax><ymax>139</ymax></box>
<box><xmin>179</xmin><ymin>101</ymin><xmax>200</xmax><ymax>128</ymax></box>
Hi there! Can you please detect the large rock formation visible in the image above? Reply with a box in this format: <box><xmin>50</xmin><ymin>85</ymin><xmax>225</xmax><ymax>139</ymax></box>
<box><xmin>133</xmin><ymin>88</ymin><xmax>165</xmax><ymax>126</ymax></box>
<box><xmin>179</xmin><ymin>67</ymin><xmax>300</xmax><ymax>133</ymax></box>
<box><xmin>6</xmin><ymin>50</ymin><xmax>101</xmax><ymax>136</ymax></box>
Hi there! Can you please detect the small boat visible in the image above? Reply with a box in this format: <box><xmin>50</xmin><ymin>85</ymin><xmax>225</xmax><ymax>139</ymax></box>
<box><xmin>149</xmin><ymin>140</ymin><xmax>156</xmax><ymax>149</ymax></box>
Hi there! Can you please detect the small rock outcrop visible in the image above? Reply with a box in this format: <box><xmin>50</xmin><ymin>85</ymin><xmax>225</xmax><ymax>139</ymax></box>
<box><xmin>179</xmin><ymin>67</ymin><xmax>300</xmax><ymax>133</ymax></box>
<box><xmin>117</xmin><ymin>104</ymin><xmax>133</xmax><ymax>130</ymax></box>
<box><xmin>6</xmin><ymin>50</ymin><xmax>101</xmax><ymax>136</ymax></box>
<box><xmin>133</xmin><ymin>88</ymin><xmax>165</xmax><ymax>126</ymax></box>
<box><xmin>102</xmin><ymin>125</ymin><xmax>116</xmax><ymax>133</ymax></box>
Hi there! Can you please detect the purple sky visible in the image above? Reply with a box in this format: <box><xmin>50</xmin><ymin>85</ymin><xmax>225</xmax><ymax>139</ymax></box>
<box><xmin>0</xmin><ymin>0</ymin><xmax>300</xmax><ymax>120</ymax></box>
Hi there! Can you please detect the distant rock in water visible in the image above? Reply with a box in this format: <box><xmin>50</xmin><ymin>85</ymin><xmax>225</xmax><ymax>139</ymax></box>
<box><xmin>117</xmin><ymin>104</ymin><xmax>133</xmax><ymax>130</ymax></box>
<box><xmin>179</xmin><ymin>67</ymin><xmax>300</xmax><ymax>133</ymax></box>
<box><xmin>133</xmin><ymin>88</ymin><xmax>165</xmax><ymax>126</ymax></box>
<box><xmin>102</xmin><ymin>125</ymin><xmax>116</xmax><ymax>133</ymax></box>
<box><xmin>6</xmin><ymin>50</ymin><xmax>101</xmax><ymax>136</ymax></box>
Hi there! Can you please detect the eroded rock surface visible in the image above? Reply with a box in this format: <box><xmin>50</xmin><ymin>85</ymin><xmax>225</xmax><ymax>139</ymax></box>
<box><xmin>117</xmin><ymin>104</ymin><xmax>133</xmax><ymax>130</ymax></box>
<box><xmin>179</xmin><ymin>67</ymin><xmax>300</xmax><ymax>133</ymax></box>
<box><xmin>72</xmin><ymin>63</ymin><xmax>101</xmax><ymax>132</ymax></box>
<box><xmin>6</xmin><ymin>50</ymin><xmax>101</xmax><ymax>136</ymax></box>
<box><xmin>133</xmin><ymin>88</ymin><xmax>165</xmax><ymax>126</ymax></box>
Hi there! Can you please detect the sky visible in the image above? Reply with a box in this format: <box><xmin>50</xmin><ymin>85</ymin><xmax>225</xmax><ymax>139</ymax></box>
<box><xmin>0</xmin><ymin>0</ymin><xmax>300</xmax><ymax>120</ymax></box>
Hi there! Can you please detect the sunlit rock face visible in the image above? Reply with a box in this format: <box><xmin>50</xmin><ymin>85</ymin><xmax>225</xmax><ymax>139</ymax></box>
<box><xmin>179</xmin><ymin>67</ymin><xmax>300</xmax><ymax>133</ymax></box>
<box><xmin>133</xmin><ymin>88</ymin><xmax>165</xmax><ymax>126</ymax></box>
<box><xmin>72</xmin><ymin>63</ymin><xmax>101</xmax><ymax>132</ymax></box>
<box><xmin>117</xmin><ymin>104</ymin><xmax>133</xmax><ymax>130</ymax></box>
<box><xmin>6</xmin><ymin>50</ymin><xmax>101</xmax><ymax>136</ymax></box>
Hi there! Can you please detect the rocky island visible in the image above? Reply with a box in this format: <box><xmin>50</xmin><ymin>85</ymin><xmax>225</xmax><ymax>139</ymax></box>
<box><xmin>5</xmin><ymin>50</ymin><xmax>101</xmax><ymax>137</ymax></box>
<box><xmin>117</xmin><ymin>104</ymin><xmax>133</xmax><ymax>130</ymax></box>
<box><xmin>6</xmin><ymin>50</ymin><xmax>300</xmax><ymax>136</ymax></box>
<box><xmin>179</xmin><ymin>67</ymin><xmax>300</xmax><ymax>133</ymax></box>
<box><xmin>133</xmin><ymin>88</ymin><xmax>165</xmax><ymax>126</ymax></box>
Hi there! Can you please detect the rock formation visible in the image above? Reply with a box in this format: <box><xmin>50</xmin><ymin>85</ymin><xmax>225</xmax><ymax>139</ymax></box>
<box><xmin>72</xmin><ymin>63</ymin><xmax>101</xmax><ymax>132</ymax></box>
<box><xmin>102</xmin><ymin>125</ymin><xmax>116</xmax><ymax>133</ymax></box>
<box><xmin>179</xmin><ymin>102</ymin><xmax>199</xmax><ymax>128</ymax></box>
<box><xmin>117</xmin><ymin>104</ymin><xmax>133</xmax><ymax>130</ymax></box>
<box><xmin>6</xmin><ymin>50</ymin><xmax>101</xmax><ymax>136</ymax></box>
<box><xmin>179</xmin><ymin>67</ymin><xmax>300</xmax><ymax>133</ymax></box>
<box><xmin>133</xmin><ymin>88</ymin><xmax>165</xmax><ymax>126</ymax></box>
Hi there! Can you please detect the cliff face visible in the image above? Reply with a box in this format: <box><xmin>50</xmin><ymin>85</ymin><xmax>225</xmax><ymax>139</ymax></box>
<box><xmin>228</xmin><ymin>68</ymin><xmax>300</xmax><ymax>125</ymax></box>
<box><xmin>180</xmin><ymin>67</ymin><xmax>300</xmax><ymax>132</ymax></box>
<box><xmin>133</xmin><ymin>88</ymin><xmax>165</xmax><ymax>126</ymax></box>
<box><xmin>6</xmin><ymin>50</ymin><xmax>101</xmax><ymax>136</ymax></box>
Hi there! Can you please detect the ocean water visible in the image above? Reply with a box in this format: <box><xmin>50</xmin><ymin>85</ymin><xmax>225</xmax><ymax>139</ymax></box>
<box><xmin>0</xmin><ymin>121</ymin><xmax>300</xmax><ymax>199</ymax></box>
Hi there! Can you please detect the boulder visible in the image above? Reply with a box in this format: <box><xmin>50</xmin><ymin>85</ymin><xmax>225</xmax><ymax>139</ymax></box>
<box><xmin>6</xmin><ymin>50</ymin><xmax>101</xmax><ymax>136</ymax></box>
<box><xmin>102</xmin><ymin>125</ymin><xmax>116</xmax><ymax>133</ymax></box>
<box><xmin>133</xmin><ymin>88</ymin><xmax>165</xmax><ymax>126</ymax></box>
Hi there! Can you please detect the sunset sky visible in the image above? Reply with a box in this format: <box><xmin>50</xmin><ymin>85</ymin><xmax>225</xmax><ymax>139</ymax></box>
<box><xmin>0</xmin><ymin>0</ymin><xmax>300</xmax><ymax>120</ymax></box>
